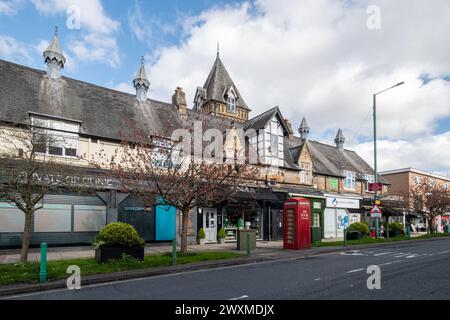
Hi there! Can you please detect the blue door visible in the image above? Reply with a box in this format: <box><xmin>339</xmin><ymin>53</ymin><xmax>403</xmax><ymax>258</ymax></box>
<box><xmin>155</xmin><ymin>204</ymin><xmax>176</xmax><ymax>241</ymax></box>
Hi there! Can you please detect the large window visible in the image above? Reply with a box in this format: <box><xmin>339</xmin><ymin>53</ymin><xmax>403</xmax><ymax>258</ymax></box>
<box><xmin>31</xmin><ymin>116</ymin><xmax>80</xmax><ymax>158</ymax></box>
<box><xmin>344</xmin><ymin>170</ymin><xmax>356</xmax><ymax>190</ymax></box>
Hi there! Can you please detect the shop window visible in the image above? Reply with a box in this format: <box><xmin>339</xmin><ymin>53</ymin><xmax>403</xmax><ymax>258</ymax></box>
<box><xmin>312</xmin><ymin>213</ymin><xmax>320</xmax><ymax>227</ymax></box>
<box><xmin>343</xmin><ymin>170</ymin><xmax>356</xmax><ymax>190</ymax></box>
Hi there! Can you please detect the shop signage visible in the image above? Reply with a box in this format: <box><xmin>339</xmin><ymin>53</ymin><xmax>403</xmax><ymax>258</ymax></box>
<box><xmin>313</xmin><ymin>202</ymin><xmax>321</xmax><ymax>209</ymax></box>
<box><xmin>329</xmin><ymin>178</ymin><xmax>338</xmax><ymax>190</ymax></box>
<box><xmin>368</xmin><ymin>182</ymin><xmax>383</xmax><ymax>192</ymax></box>
<box><xmin>326</xmin><ymin>196</ymin><xmax>360</xmax><ymax>209</ymax></box>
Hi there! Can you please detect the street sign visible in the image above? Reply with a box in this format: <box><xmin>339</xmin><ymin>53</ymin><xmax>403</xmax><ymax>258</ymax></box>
<box><xmin>368</xmin><ymin>182</ymin><xmax>383</xmax><ymax>192</ymax></box>
<box><xmin>370</xmin><ymin>204</ymin><xmax>382</xmax><ymax>218</ymax></box>
<box><xmin>375</xmin><ymin>200</ymin><xmax>381</xmax><ymax>205</ymax></box>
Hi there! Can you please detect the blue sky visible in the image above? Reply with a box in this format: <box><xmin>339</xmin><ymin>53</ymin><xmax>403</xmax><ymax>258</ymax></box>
<box><xmin>1</xmin><ymin>0</ymin><xmax>449</xmax><ymax>175</ymax></box>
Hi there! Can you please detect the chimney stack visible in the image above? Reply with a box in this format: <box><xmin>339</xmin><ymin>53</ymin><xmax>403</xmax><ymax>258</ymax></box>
<box><xmin>172</xmin><ymin>87</ymin><xmax>187</xmax><ymax>116</ymax></box>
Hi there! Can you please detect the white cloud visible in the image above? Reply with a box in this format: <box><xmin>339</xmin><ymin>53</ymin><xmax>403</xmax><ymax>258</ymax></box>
<box><xmin>145</xmin><ymin>0</ymin><xmax>450</xmax><ymax>174</ymax></box>
<box><xmin>32</xmin><ymin>0</ymin><xmax>121</xmax><ymax>67</ymax></box>
<box><xmin>351</xmin><ymin>132</ymin><xmax>450</xmax><ymax>175</ymax></box>
<box><xmin>0</xmin><ymin>0</ymin><xmax>23</xmax><ymax>15</ymax></box>
<box><xmin>111</xmin><ymin>82</ymin><xmax>135</xmax><ymax>95</ymax></box>
<box><xmin>0</xmin><ymin>35</ymin><xmax>33</xmax><ymax>64</ymax></box>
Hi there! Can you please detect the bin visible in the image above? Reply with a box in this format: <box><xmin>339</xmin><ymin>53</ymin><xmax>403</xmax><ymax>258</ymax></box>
<box><xmin>237</xmin><ymin>229</ymin><xmax>256</xmax><ymax>250</ymax></box>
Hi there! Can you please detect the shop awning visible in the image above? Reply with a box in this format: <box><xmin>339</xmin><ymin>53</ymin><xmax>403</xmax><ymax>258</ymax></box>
<box><xmin>233</xmin><ymin>187</ymin><xmax>280</xmax><ymax>201</ymax></box>
<box><xmin>272</xmin><ymin>186</ymin><xmax>325</xmax><ymax>199</ymax></box>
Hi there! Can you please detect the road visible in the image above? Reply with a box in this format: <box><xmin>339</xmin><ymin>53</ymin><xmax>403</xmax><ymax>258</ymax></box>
<box><xmin>4</xmin><ymin>239</ymin><xmax>450</xmax><ymax>300</ymax></box>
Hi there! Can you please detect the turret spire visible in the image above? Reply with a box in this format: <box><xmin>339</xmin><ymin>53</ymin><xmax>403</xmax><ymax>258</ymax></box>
<box><xmin>334</xmin><ymin>128</ymin><xmax>345</xmax><ymax>151</ymax></box>
<box><xmin>43</xmin><ymin>26</ymin><xmax>66</xmax><ymax>79</ymax></box>
<box><xmin>298</xmin><ymin>117</ymin><xmax>310</xmax><ymax>142</ymax></box>
<box><xmin>133</xmin><ymin>56</ymin><xmax>150</xmax><ymax>102</ymax></box>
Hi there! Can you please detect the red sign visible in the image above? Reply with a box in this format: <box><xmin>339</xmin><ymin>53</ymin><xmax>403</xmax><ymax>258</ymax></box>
<box><xmin>368</xmin><ymin>182</ymin><xmax>383</xmax><ymax>192</ymax></box>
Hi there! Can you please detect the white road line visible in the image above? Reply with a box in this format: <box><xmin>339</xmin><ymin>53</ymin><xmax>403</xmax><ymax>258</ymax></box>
<box><xmin>374</xmin><ymin>252</ymin><xmax>393</xmax><ymax>256</ymax></box>
<box><xmin>346</xmin><ymin>268</ymin><xmax>364</xmax><ymax>274</ymax></box>
<box><xmin>394</xmin><ymin>253</ymin><xmax>411</xmax><ymax>258</ymax></box>
<box><xmin>379</xmin><ymin>260</ymin><xmax>402</xmax><ymax>266</ymax></box>
<box><xmin>229</xmin><ymin>295</ymin><xmax>249</xmax><ymax>300</ymax></box>
<box><xmin>437</xmin><ymin>251</ymin><xmax>450</xmax><ymax>255</ymax></box>
<box><xmin>314</xmin><ymin>278</ymin><xmax>322</xmax><ymax>281</ymax></box>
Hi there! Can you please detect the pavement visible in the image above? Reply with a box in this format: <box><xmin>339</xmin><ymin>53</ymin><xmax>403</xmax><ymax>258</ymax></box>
<box><xmin>4</xmin><ymin>237</ymin><xmax>449</xmax><ymax>300</ymax></box>
<box><xmin>0</xmin><ymin>236</ymin><xmax>449</xmax><ymax>299</ymax></box>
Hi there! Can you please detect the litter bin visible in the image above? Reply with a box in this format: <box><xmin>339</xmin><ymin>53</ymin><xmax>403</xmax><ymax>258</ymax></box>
<box><xmin>237</xmin><ymin>229</ymin><xmax>256</xmax><ymax>250</ymax></box>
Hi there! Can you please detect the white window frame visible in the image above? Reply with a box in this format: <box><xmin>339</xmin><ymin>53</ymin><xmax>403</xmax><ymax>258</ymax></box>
<box><xmin>343</xmin><ymin>170</ymin><xmax>356</xmax><ymax>190</ymax></box>
<box><xmin>365</xmin><ymin>174</ymin><xmax>375</xmax><ymax>192</ymax></box>
<box><xmin>300</xmin><ymin>162</ymin><xmax>311</xmax><ymax>184</ymax></box>
<box><xmin>31</xmin><ymin>116</ymin><xmax>80</xmax><ymax>159</ymax></box>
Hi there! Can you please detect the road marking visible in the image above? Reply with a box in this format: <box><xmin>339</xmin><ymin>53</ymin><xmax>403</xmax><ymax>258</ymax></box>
<box><xmin>346</xmin><ymin>268</ymin><xmax>364</xmax><ymax>273</ymax></box>
<box><xmin>394</xmin><ymin>253</ymin><xmax>411</xmax><ymax>258</ymax></box>
<box><xmin>405</xmin><ymin>254</ymin><xmax>420</xmax><ymax>259</ymax></box>
<box><xmin>229</xmin><ymin>295</ymin><xmax>249</xmax><ymax>300</ymax></box>
<box><xmin>373</xmin><ymin>252</ymin><xmax>393</xmax><ymax>256</ymax></box>
<box><xmin>340</xmin><ymin>251</ymin><xmax>367</xmax><ymax>256</ymax></box>
<box><xmin>437</xmin><ymin>250</ymin><xmax>450</xmax><ymax>255</ymax></box>
<box><xmin>379</xmin><ymin>260</ymin><xmax>402</xmax><ymax>266</ymax></box>
<box><xmin>314</xmin><ymin>278</ymin><xmax>322</xmax><ymax>281</ymax></box>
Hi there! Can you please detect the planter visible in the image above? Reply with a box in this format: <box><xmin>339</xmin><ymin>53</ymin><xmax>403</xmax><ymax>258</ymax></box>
<box><xmin>197</xmin><ymin>238</ymin><xmax>205</xmax><ymax>245</ymax></box>
<box><xmin>218</xmin><ymin>238</ymin><xmax>226</xmax><ymax>244</ymax></box>
<box><xmin>346</xmin><ymin>231</ymin><xmax>362</xmax><ymax>240</ymax></box>
<box><xmin>95</xmin><ymin>246</ymin><xmax>144</xmax><ymax>263</ymax></box>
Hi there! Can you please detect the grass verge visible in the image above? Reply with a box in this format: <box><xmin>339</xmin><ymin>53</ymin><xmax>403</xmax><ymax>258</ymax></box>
<box><xmin>0</xmin><ymin>251</ymin><xmax>241</xmax><ymax>286</ymax></box>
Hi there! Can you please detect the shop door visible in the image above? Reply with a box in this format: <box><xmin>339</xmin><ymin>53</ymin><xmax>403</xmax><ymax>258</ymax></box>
<box><xmin>271</xmin><ymin>209</ymin><xmax>283</xmax><ymax>241</ymax></box>
<box><xmin>203</xmin><ymin>208</ymin><xmax>217</xmax><ymax>243</ymax></box>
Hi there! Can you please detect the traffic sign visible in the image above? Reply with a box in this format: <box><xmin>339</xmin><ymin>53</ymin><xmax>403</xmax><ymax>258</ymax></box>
<box><xmin>370</xmin><ymin>204</ymin><xmax>382</xmax><ymax>218</ymax></box>
<box><xmin>368</xmin><ymin>182</ymin><xmax>383</xmax><ymax>192</ymax></box>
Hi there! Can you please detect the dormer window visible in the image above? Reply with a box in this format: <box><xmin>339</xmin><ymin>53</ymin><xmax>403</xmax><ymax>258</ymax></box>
<box><xmin>224</xmin><ymin>87</ymin><xmax>237</xmax><ymax>113</ymax></box>
<box><xmin>31</xmin><ymin>115</ymin><xmax>80</xmax><ymax>158</ymax></box>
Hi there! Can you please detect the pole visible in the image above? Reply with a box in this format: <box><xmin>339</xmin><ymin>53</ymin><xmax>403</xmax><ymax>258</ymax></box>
<box><xmin>407</xmin><ymin>226</ymin><xmax>411</xmax><ymax>240</ymax></box>
<box><xmin>373</xmin><ymin>93</ymin><xmax>379</xmax><ymax>237</ymax></box>
<box><xmin>39</xmin><ymin>243</ymin><xmax>47</xmax><ymax>283</ymax></box>
<box><xmin>268</xmin><ymin>206</ymin><xmax>271</xmax><ymax>242</ymax></box>
<box><xmin>247</xmin><ymin>232</ymin><xmax>251</xmax><ymax>256</ymax></box>
<box><xmin>343</xmin><ymin>225</ymin><xmax>346</xmax><ymax>246</ymax></box>
<box><xmin>172</xmin><ymin>238</ymin><xmax>177</xmax><ymax>265</ymax></box>
<box><xmin>386</xmin><ymin>224</ymin><xmax>389</xmax><ymax>240</ymax></box>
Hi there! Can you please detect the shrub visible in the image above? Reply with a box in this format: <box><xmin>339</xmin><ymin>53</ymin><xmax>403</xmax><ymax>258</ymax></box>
<box><xmin>347</xmin><ymin>222</ymin><xmax>369</xmax><ymax>235</ymax></box>
<box><xmin>217</xmin><ymin>228</ymin><xmax>226</xmax><ymax>239</ymax></box>
<box><xmin>197</xmin><ymin>228</ymin><xmax>206</xmax><ymax>239</ymax></box>
<box><xmin>388</xmin><ymin>222</ymin><xmax>405</xmax><ymax>234</ymax></box>
<box><xmin>95</xmin><ymin>222</ymin><xmax>145</xmax><ymax>248</ymax></box>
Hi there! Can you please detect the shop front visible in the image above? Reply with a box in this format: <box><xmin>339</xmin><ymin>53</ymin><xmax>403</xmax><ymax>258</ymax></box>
<box><xmin>198</xmin><ymin>187</ymin><xmax>280</xmax><ymax>242</ymax></box>
<box><xmin>323</xmin><ymin>194</ymin><xmax>361</xmax><ymax>239</ymax></box>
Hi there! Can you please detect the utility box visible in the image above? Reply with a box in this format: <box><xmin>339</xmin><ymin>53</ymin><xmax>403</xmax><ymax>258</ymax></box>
<box><xmin>283</xmin><ymin>197</ymin><xmax>311</xmax><ymax>250</ymax></box>
<box><xmin>237</xmin><ymin>229</ymin><xmax>256</xmax><ymax>250</ymax></box>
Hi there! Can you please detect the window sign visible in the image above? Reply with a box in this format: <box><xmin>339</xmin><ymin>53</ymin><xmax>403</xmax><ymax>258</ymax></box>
<box><xmin>329</xmin><ymin>178</ymin><xmax>338</xmax><ymax>190</ymax></box>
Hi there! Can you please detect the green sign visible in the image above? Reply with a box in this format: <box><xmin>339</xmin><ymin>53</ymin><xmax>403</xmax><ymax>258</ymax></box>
<box><xmin>330</xmin><ymin>178</ymin><xmax>338</xmax><ymax>189</ymax></box>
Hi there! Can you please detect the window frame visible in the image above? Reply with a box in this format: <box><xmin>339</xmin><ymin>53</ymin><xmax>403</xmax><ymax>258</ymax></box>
<box><xmin>343</xmin><ymin>170</ymin><xmax>356</xmax><ymax>190</ymax></box>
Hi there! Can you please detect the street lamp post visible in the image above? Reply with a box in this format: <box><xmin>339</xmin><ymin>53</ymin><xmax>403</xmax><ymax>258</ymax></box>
<box><xmin>373</xmin><ymin>82</ymin><xmax>404</xmax><ymax>237</ymax></box>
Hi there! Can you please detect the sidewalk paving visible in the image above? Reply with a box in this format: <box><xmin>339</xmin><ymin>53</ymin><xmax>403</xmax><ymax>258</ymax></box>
<box><xmin>0</xmin><ymin>241</ymin><xmax>284</xmax><ymax>264</ymax></box>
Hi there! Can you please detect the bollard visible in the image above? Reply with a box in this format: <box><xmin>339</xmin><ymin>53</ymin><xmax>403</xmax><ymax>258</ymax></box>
<box><xmin>343</xmin><ymin>226</ymin><xmax>346</xmax><ymax>246</ymax></box>
<box><xmin>407</xmin><ymin>226</ymin><xmax>411</xmax><ymax>240</ymax></box>
<box><xmin>172</xmin><ymin>238</ymin><xmax>177</xmax><ymax>265</ymax></box>
<box><xmin>246</xmin><ymin>233</ymin><xmax>251</xmax><ymax>256</ymax></box>
<box><xmin>39</xmin><ymin>243</ymin><xmax>47</xmax><ymax>283</ymax></box>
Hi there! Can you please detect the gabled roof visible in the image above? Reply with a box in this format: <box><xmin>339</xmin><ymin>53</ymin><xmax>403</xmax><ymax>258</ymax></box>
<box><xmin>200</xmin><ymin>55</ymin><xmax>250</xmax><ymax>110</ymax></box>
<box><xmin>243</xmin><ymin>106</ymin><xmax>290</xmax><ymax>135</ymax></box>
<box><xmin>0</xmin><ymin>59</ymin><xmax>242</xmax><ymax>143</ymax></box>
<box><xmin>288</xmin><ymin>135</ymin><xmax>389</xmax><ymax>184</ymax></box>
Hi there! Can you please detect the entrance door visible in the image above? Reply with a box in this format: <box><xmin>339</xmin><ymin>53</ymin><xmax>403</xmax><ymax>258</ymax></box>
<box><xmin>270</xmin><ymin>209</ymin><xmax>283</xmax><ymax>241</ymax></box>
<box><xmin>203</xmin><ymin>208</ymin><xmax>217</xmax><ymax>243</ymax></box>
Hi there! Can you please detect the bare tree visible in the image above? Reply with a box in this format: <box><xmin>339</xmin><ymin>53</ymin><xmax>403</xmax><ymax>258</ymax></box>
<box><xmin>92</xmin><ymin>121</ymin><xmax>260</xmax><ymax>253</ymax></box>
<box><xmin>409</xmin><ymin>177</ymin><xmax>450</xmax><ymax>234</ymax></box>
<box><xmin>0</xmin><ymin>123</ymin><xmax>89</xmax><ymax>262</ymax></box>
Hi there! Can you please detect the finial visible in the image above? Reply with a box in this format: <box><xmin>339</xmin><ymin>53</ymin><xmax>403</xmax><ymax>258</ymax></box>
<box><xmin>217</xmin><ymin>42</ymin><xmax>219</xmax><ymax>57</ymax></box>
<box><xmin>54</xmin><ymin>26</ymin><xmax>58</xmax><ymax>36</ymax></box>
<box><xmin>141</xmin><ymin>55</ymin><xmax>144</xmax><ymax>65</ymax></box>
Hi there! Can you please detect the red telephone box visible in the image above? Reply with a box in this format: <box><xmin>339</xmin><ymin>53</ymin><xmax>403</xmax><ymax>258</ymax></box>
<box><xmin>283</xmin><ymin>197</ymin><xmax>311</xmax><ymax>250</ymax></box>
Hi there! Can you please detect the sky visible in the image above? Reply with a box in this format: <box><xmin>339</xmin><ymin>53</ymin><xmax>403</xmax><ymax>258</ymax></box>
<box><xmin>1</xmin><ymin>0</ymin><xmax>449</xmax><ymax>176</ymax></box>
